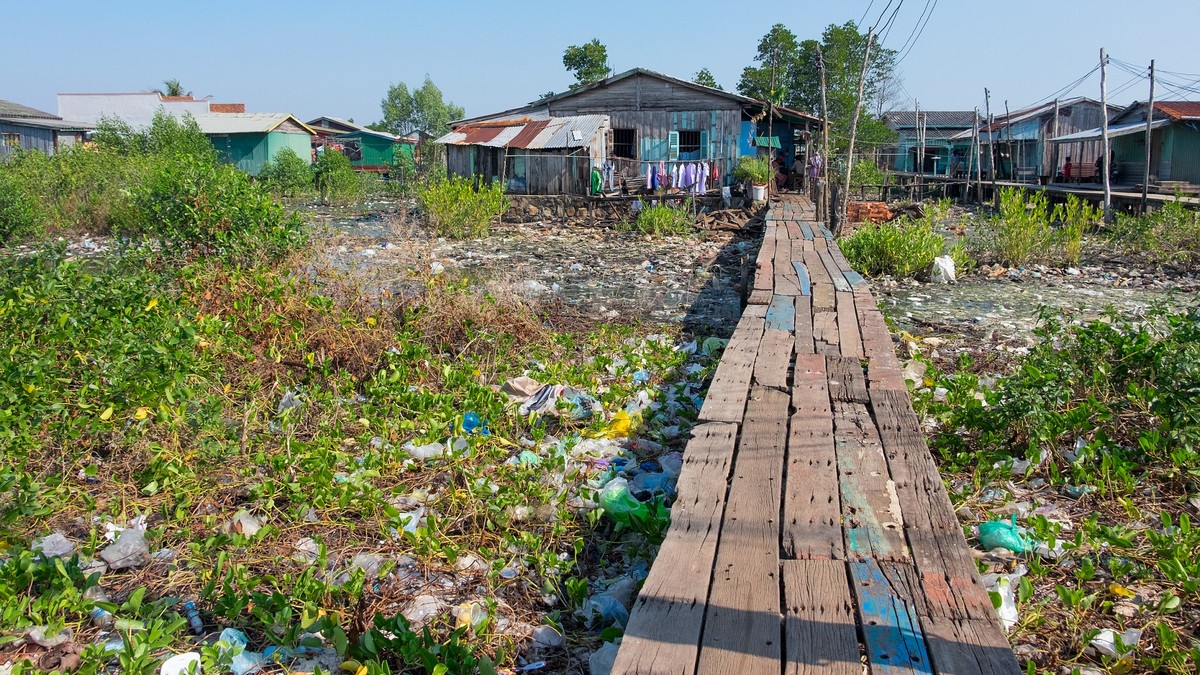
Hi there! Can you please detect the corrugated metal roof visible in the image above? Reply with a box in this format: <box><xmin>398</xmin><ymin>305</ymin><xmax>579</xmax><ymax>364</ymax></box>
<box><xmin>1050</xmin><ymin>119</ymin><xmax>1171</xmax><ymax>143</ymax></box>
<box><xmin>336</xmin><ymin>128</ymin><xmax>403</xmax><ymax>142</ymax></box>
<box><xmin>885</xmin><ymin>111</ymin><xmax>977</xmax><ymax>128</ymax></box>
<box><xmin>0</xmin><ymin>99</ymin><xmax>58</xmax><ymax>119</ymax></box>
<box><xmin>0</xmin><ymin>117</ymin><xmax>92</xmax><ymax>131</ymax></box>
<box><xmin>193</xmin><ymin>113</ymin><xmax>315</xmax><ymax>135</ymax></box>
<box><xmin>436</xmin><ymin>114</ymin><xmax>607</xmax><ymax>150</ymax></box>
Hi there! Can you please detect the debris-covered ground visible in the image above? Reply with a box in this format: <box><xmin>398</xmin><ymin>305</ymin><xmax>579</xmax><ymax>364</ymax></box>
<box><xmin>865</xmin><ymin>211</ymin><xmax>1200</xmax><ymax>673</ymax></box>
<box><xmin>0</xmin><ymin>200</ymin><xmax>762</xmax><ymax>675</ymax></box>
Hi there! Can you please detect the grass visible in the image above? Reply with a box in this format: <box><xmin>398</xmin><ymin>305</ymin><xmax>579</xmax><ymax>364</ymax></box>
<box><xmin>418</xmin><ymin>176</ymin><xmax>509</xmax><ymax>239</ymax></box>
<box><xmin>908</xmin><ymin>306</ymin><xmax>1200</xmax><ymax>673</ymax></box>
<box><xmin>629</xmin><ymin>199</ymin><xmax>695</xmax><ymax>236</ymax></box>
<box><xmin>1106</xmin><ymin>198</ymin><xmax>1200</xmax><ymax>268</ymax></box>
<box><xmin>966</xmin><ymin>189</ymin><xmax>1101</xmax><ymax>268</ymax></box>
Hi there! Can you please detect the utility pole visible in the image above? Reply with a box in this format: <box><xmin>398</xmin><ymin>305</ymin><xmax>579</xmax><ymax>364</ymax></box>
<box><xmin>1141</xmin><ymin>59</ymin><xmax>1156</xmax><ymax>214</ymax></box>
<box><xmin>1100</xmin><ymin>48</ymin><xmax>1112</xmax><ymax>221</ymax></box>
<box><xmin>1050</xmin><ymin>99</ymin><xmax>1060</xmax><ymax>185</ymax></box>
<box><xmin>839</xmin><ymin>27</ymin><xmax>874</xmax><ymax>236</ymax></box>
<box><xmin>818</xmin><ymin>46</ymin><xmax>830</xmax><ymax>223</ymax></box>
<box><xmin>973</xmin><ymin>107</ymin><xmax>983</xmax><ymax>202</ymax></box>
<box><xmin>985</xmin><ymin>88</ymin><xmax>997</xmax><ymax>207</ymax></box>
<box><xmin>765</xmin><ymin>42</ymin><xmax>779</xmax><ymax>199</ymax></box>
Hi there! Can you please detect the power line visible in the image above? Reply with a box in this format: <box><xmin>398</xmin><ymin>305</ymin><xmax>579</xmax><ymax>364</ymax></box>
<box><xmin>860</xmin><ymin>0</ymin><xmax>878</xmax><ymax>27</ymax></box>
<box><xmin>893</xmin><ymin>0</ymin><xmax>937</xmax><ymax>67</ymax></box>
<box><xmin>891</xmin><ymin>0</ymin><xmax>932</xmax><ymax>60</ymax></box>
<box><xmin>878</xmin><ymin>0</ymin><xmax>906</xmax><ymax>45</ymax></box>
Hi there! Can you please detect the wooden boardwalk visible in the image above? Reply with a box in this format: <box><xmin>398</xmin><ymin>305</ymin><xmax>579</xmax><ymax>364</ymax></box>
<box><xmin>613</xmin><ymin>196</ymin><xmax>1019</xmax><ymax>675</ymax></box>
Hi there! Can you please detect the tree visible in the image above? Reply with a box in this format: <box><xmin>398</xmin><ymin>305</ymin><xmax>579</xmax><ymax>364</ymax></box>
<box><xmin>374</xmin><ymin>76</ymin><xmax>465</xmax><ymax>137</ymax></box>
<box><xmin>693</xmin><ymin>68</ymin><xmax>722</xmax><ymax>90</ymax></box>
<box><xmin>152</xmin><ymin>78</ymin><xmax>191</xmax><ymax>97</ymax></box>
<box><xmin>737</xmin><ymin>22</ymin><xmax>899</xmax><ymax>155</ymax></box>
<box><xmin>562</xmin><ymin>39</ymin><xmax>611</xmax><ymax>88</ymax></box>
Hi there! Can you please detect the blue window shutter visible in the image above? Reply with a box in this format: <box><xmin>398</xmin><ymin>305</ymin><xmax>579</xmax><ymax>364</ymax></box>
<box><xmin>668</xmin><ymin>131</ymin><xmax>679</xmax><ymax>161</ymax></box>
<box><xmin>699</xmin><ymin>130</ymin><xmax>709</xmax><ymax>159</ymax></box>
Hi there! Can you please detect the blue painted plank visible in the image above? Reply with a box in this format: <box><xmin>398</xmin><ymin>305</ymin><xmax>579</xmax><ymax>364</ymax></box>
<box><xmin>800</xmin><ymin>222</ymin><xmax>814</xmax><ymax>240</ymax></box>
<box><xmin>843</xmin><ymin>269</ymin><xmax>867</xmax><ymax>287</ymax></box>
<box><xmin>792</xmin><ymin>262</ymin><xmax>811</xmax><ymax>296</ymax></box>
<box><xmin>851</xmin><ymin>560</ymin><xmax>933</xmax><ymax>674</ymax></box>
<box><xmin>766</xmin><ymin>294</ymin><xmax>796</xmax><ymax>332</ymax></box>
<box><xmin>820</xmin><ymin>226</ymin><xmax>835</xmax><ymax>239</ymax></box>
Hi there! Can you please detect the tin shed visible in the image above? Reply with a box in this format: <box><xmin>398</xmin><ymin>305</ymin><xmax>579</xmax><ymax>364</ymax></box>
<box><xmin>193</xmin><ymin>113</ymin><xmax>316</xmax><ymax>176</ymax></box>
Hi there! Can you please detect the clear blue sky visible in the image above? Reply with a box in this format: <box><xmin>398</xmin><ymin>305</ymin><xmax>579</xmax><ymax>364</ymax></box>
<box><xmin>5</xmin><ymin>1</ymin><xmax>1198</xmax><ymax>124</ymax></box>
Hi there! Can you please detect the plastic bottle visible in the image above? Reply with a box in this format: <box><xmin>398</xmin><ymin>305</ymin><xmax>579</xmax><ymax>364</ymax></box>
<box><xmin>83</xmin><ymin>586</ymin><xmax>113</xmax><ymax>628</ymax></box>
<box><xmin>182</xmin><ymin>601</ymin><xmax>204</xmax><ymax>635</ymax></box>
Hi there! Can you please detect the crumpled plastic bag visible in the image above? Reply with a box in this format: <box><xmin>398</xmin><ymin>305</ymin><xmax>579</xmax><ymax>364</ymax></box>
<box><xmin>100</xmin><ymin>524</ymin><xmax>150</xmax><ymax>570</ymax></box>
<box><xmin>519</xmin><ymin>385</ymin><xmax>601</xmax><ymax>419</ymax></box>
<box><xmin>978</xmin><ymin>517</ymin><xmax>1028</xmax><ymax>554</ymax></box>
<box><xmin>931</xmin><ymin>255</ymin><xmax>956</xmax><ymax>283</ymax></box>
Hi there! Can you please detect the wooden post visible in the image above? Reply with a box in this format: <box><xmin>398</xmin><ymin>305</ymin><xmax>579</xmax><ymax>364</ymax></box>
<box><xmin>974</xmin><ymin>107</ymin><xmax>983</xmax><ymax>203</ymax></box>
<box><xmin>1004</xmin><ymin>100</ymin><xmax>1014</xmax><ymax>182</ymax></box>
<box><xmin>818</xmin><ymin>46</ymin><xmax>830</xmax><ymax>224</ymax></box>
<box><xmin>1100</xmin><ymin>48</ymin><xmax>1112</xmax><ymax>222</ymax></box>
<box><xmin>985</xmin><ymin>88</ymin><xmax>998</xmax><ymax>207</ymax></box>
<box><xmin>839</xmin><ymin>27</ymin><xmax>874</xmax><ymax>236</ymax></box>
<box><xmin>914</xmin><ymin>99</ymin><xmax>920</xmax><ymax>176</ymax></box>
<box><xmin>1141</xmin><ymin>59</ymin><xmax>1155</xmax><ymax>214</ymax></box>
<box><xmin>1050</xmin><ymin>98</ymin><xmax>1060</xmax><ymax>185</ymax></box>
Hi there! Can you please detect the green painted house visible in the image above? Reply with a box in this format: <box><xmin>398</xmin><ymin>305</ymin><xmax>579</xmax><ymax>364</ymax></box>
<box><xmin>336</xmin><ymin>128</ymin><xmax>414</xmax><ymax>172</ymax></box>
<box><xmin>193</xmin><ymin>113</ymin><xmax>316</xmax><ymax>176</ymax></box>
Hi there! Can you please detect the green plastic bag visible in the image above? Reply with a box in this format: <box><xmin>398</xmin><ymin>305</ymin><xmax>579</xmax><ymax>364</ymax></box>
<box><xmin>978</xmin><ymin>515</ymin><xmax>1028</xmax><ymax>553</ymax></box>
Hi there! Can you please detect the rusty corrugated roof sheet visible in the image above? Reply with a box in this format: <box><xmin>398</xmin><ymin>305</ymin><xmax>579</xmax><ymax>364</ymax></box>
<box><xmin>507</xmin><ymin>119</ymin><xmax>551</xmax><ymax>148</ymax></box>
<box><xmin>460</xmin><ymin>125</ymin><xmax>505</xmax><ymax>145</ymax></box>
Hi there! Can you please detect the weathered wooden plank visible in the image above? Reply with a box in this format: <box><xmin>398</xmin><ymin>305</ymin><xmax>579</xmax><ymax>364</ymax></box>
<box><xmin>834</xmin><ymin>400</ymin><xmax>907</xmax><ymax>561</ymax></box>
<box><xmin>774</xmin><ymin>236</ymin><xmax>803</xmax><ymax>296</ymax></box>
<box><xmin>698</xmin><ymin>314</ymin><xmax>764</xmax><ymax>423</ymax></box>
<box><xmin>615</xmin><ymin>423</ymin><xmax>740</xmax><ymax>675</ymax></box>
<box><xmin>921</xmin><ymin>616</ymin><xmax>1023</xmax><ymax>675</ymax></box>
<box><xmin>819</xmin><ymin>249</ymin><xmax>853</xmax><ymax>293</ymax></box>
<box><xmin>766</xmin><ymin>294</ymin><xmax>796</xmax><ymax>332</ymax></box>
<box><xmin>820</xmin><ymin>226</ymin><xmax>835</xmax><ymax>239</ymax></box>
<box><xmin>781</xmin><ymin>561</ymin><xmax>862</xmax><ymax>675</ymax></box>
<box><xmin>753</xmin><ymin>329</ymin><xmax>793</xmax><ymax>391</ymax></box>
<box><xmin>794</xmin><ymin>295</ymin><xmax>814</xmax><ymax>355</ymax></box>
<box><xmin>791</xmin><ymin>262</ymin><xmax>811</xmax><ymax>296</ymax></box>
<box><xmin>826</xmin><ymin>355</ymin><xmax>867</xmax><ymax>404</ymax></box>
<box><xmin>835</xmin><ymin>292</ymin><xmax>864</xmax><ymax>359</ymax></box>
<box><xmin>850</xmin><ymin>559</ymin><xmax>933</xmax><ymax>675</ymax></box>
<box><xmin>747</xmin><ymin>288</ymin><xmax>773</xmax><ymax>306</ymax></box>
<box><xmin>800</xmin><ymin>222</ymin><xmax>814</xmax><ymax>240</ymax></box>
<box><xmin>812</xmin><ymin>312</ymin><xmax>839</xmax><ymax>350</ymax></box>
<box><xmin>784</xmin><ymin>354</ymin><xmax>843</xmax><ymax>560</ymax></box>
<box><xmin>698</xmin><ymin>387</ymin><xmax>789</xmax><ymax>674</ymax></box>
<box><xmin>804</xmin><ymin>249</ymin><xmax>835</xmax><ymax>311</ymax></box>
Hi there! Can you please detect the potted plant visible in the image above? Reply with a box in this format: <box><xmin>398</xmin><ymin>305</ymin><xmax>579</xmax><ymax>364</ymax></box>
<box><xmin>733</xmin><ymin>156</ymin><xmax>772</xmax><ymax>200</ymax></box>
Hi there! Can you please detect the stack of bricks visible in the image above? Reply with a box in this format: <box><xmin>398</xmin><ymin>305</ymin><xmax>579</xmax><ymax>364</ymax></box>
<box><xmin>846</xmin><ymin>201</ymin><xmax>893</xmax><ymax>223</ymax></box>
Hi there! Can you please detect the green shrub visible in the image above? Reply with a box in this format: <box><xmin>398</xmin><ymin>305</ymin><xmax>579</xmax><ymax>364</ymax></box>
<box><xmin>93</xmin><ymin>112</ymin><xmax>217</xmax><ymax>162</ymax></box>
<box><xmin>418</xmin><ymin>175</ymin><xmax>508</xmax><ymax>238</ymax></box>
<box><xmin>1053</xmin><ymin>194</ymin><xmax>1098</xmax><ymax>266</ymax></box>
<box><xmin>259</xmin><ymin>147</ymin><xmax>313</xmax><ymax>198</ymax></box>
<box><xmin>840</xmin><ymin>218</ymin><xmax>944</xmax><ymax>278</ymax></box>
<box><xmin>632</xmin><ymin>200</ymin><xmax>694</xmax><ymax>236</ymax></box>
<box><xmin>849</xmin><ymin>159</ymin><xmax>884</xmax><ymax>189</ymax></box>
<box><xmin>313</xmin><ymin>150</ymin><xmax>362</xmax><ymax>204</ymax></box>
<box><xmin>1108</xmin><ymin>198</ymin><xmax>1200</xmax><ymax>266</ymax></box>
<box><xmin>732</xmin><ymin>156</ymin><xmax>771</xmax><ymax>184</ymax></box>
<box><xmin>123</xmin><ymin>153</ymin><xmax>305</xmax><ymax>258</ymax></box>
<box><xmin>0</xmin><ymin>164</ymin><xmax>46</xmax><ymax>245</ymax></box>
<box><xmin>992</xmin><ymin>188</ymin><xmax>1050</xmax><ymax>266</ymax></box>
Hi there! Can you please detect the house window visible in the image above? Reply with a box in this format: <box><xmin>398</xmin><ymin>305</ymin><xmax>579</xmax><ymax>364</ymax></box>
<box><xmin>1</xmin><ymin>133</ymin><xmax>19</xmax><ymax>149</ymax></box>
<box><xmin>612</xmin><ymin>128</ymin><xmax>636</xmax><ymax>159</ymax></box>
<box><xmin>678</xmin><ymin>130</ymin><xmax>702</xmax><ymax>157</ymax></box>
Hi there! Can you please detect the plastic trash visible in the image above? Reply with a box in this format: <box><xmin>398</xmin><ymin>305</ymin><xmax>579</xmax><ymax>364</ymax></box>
<box><xmin>27</xmin><ymin>626</ymin><xmax>72</xmax><ymax>648</ymax></box>
<box><xmin>629</xmin><ymin>471</ymin><xmax>674</xmax><ymax>499</ymax></box>
<box><xmin>531</xmin><ymin>625</ymin><xmax>564</xmax><ymax>649</ymax></box>
<box><xmin>500</xmin><ymin>376</ymin><xmax>542</xmax><ymax>399</ymax></box>
<box><xmin>659</xmin><ymin>452</ymin><xmax>683</xmax><ymax>479</ymax></box>
<box><xmin>982</xmin><ymin>567</ymin><xmax>1026</xmax><ymax>631</ymax></box>
<box><xmin>588</xmin><ymin>641</ymin><xmax>621</xmax><ymax>675</ymax></box>
<box><xmin>978</xmin><ymin>517</ymin><xmax>1028</xmax><ymax>553</ymax></box>
<box><xmin>160</xmin><ymin>652</ymin><xmax>201</xmax><ymax>675</ymax></box>
<box><xmin>699</xmin><ymin>337</ymin><xmax>727</xmax><ymax>355</ymax></box>
<box><xmin>598</xmin><ymin>478</ymin><xmax>650</xmax><ymax>526</ymax></box>
<box><xmin>182</xmin><ymin>601</ymin><xmax>203</xmax><ymax>634</ymax></box>
<box><xmin>84</xmin><ymin>586</ymin><xmax>114</xmax><ymax>628</ymax></box>
<box><xmin>223</xmin><ymin>510</ymin><xmax>263</xmax><ymax>537</ymax></box>
<box><xmin>404</xmin><ymin>441</ymin><xmax>445</xmax><ymax>461</ymax></box>
<box><xmin>632</xmin><ymin>370</ymin><xmax>651</xmax><ymax>384</ymax></box>
<box><xmin>402</xmin><ymin>595</ymin><xmax>442</xmax><ymax>624</ymax></box>
<box><xmin>462</xmin><ymin>412</ymin><xmax>489</xmax><ymax>436</ymax></box>
<box><xmin>33</xmin><ymin>532</ymin><xmax>75</xmax><ymax>559</ymax></box>
<box><xmin>1090</xmin><ymin>627</ymin><xmax>1141</xmax><ymax>658</ymax></box>
<box><xmin>453</xmin><ymin>602</ymin><xmax>488</xmax><ymax>631</ymax></box>
<box><xmin>517</xmin><ymin>450</ymin><xmax>540</xmax><ymax>466</ymax></box>
<box><xmin>583</xmin><ymin>594</ymin><xmax>630</xmax><ymax>628</ymax></box>
<box><xmin>931</xmin><ymin>255</ymin><xmax>957</xmax><ymax>283</ymax></box>
<box><xmin>218</xmin><ymin>628</ymin><xmax>267</xmax><ymax>675</ymax></box>
<box><xmin>519</xmin><ymin>385</ymin><xmax>600</xmax><ymax>419</ymax></box>
<box><xmin>100</xmin><ymin>522</ymin><xmax>150</xmax><ymax>570</ymax></box>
